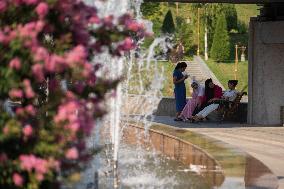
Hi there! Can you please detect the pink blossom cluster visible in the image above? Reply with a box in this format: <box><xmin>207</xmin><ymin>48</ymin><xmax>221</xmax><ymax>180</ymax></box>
<box><xmin>117</xmin><ymin>37</ymin><xmax>136</xmax><ymax>52</ymax></box>
<box><xmin>30</xmin><ymin>45</ymin><xmax>93</xmax><ymax>81</ymax></box>
<box><xmin>19</xmin><ymin>154</ymin><xmax>59</xmax><ymax>182</ymax></box>
<box><xmin>16</xmin><ymin>104</ymin><xmax>36</xmax><ymax>117</ymax></box>
<box><xmin>13</xmin><ymin>173</ymin><xmax>24</xmax><ymax>187</ymax></box>
<box><xmin>8</xmin><ymin>80</ymin><xmax>35</xmax><ymax>100</ymax></box>
<box><xmin>9</xmin><ymin>89</ymin><xmax>23</xmax><ymax>99</ymax></box>
<box><xmin>9</xmin><ymin>58</ymin><xmax>21</xmax><ymax>70</ymax></box>
<box><xmin>23</xmin><ymin>79</ymin><xmax>35</xmax><ymax>98</ymax></box>
<box><xmin>65</xmin><ymin>147</ymin><xmax>78</xmax><ymax>160</ymax></box>
<box><xmin>0</xmin><ymin>21</ymin><xmax>44</xmax><ymax>48</ymax></box>
<box><xmin>35</xmin><ymin>2</ymin><xmax>48</xmax><ymax>19</ymax></box>
<box><xmin>22</xmin><ymin>124</ymin><xmax>33</xmax><ymax>138</ymax></box>
<box><xmin>54</xmin><ymin>99</ymin><xmax>94</xmax><ymax>136</ymax></box>
<box><xmin>119</xmin><ymin>14</ymin><xmax>145</xmax><ymax>33</ymax></box>
<box><xmin>54</xmin><ymin>100</ymin><xmax>80</xmax><ymax>130</ymax></box>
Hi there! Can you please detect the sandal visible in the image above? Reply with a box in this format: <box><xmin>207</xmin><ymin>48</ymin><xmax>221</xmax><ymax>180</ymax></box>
<box><xmin>174</xmin><ymin>118</ymin><xmax>183</xmax><ymax>121</ymax></box>
<box><xmin>188</xmin><ymin>118</ymin><xmax>195</xmax><ymax>123</ymax></box>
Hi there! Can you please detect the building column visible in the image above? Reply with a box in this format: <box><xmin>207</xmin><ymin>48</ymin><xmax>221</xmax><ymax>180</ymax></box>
<box><xmin>248</xmin><ymin>14</ymin><xmax>284</xmax><ymax>125</ymax></box>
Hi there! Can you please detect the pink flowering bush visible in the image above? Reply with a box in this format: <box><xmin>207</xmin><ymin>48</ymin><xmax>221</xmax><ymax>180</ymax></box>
<box><xmin>0</xmin><ymin>0</ymin><xmax>146</xmax><ymax>188</ymax></box>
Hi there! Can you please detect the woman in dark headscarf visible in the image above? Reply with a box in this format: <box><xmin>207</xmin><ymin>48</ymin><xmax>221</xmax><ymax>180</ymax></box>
<box><xmin>173</xmin><ymin>61</ymin><xmax>188</xmax><ymax>121</ymax></box>
<box><xmin>192</xmin><ymin>78</ymin><xmax>222</xmax><ymax>118</ymax></box>
<box><xmin>204</xmin><ymin>78</ymin><xmax>222</xmax><ymax>105</ymax></box>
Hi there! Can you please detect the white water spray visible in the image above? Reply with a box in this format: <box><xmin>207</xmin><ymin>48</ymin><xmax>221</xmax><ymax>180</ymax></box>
<box><xmin>80</xmin><ymin>0</ymin><xmax>173</xmax><ymax>188</ymax></box>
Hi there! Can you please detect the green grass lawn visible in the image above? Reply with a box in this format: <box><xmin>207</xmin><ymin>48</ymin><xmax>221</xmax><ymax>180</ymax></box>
<box><xmin>235</xmin><ymin>4</ymin><xmax>259</xmax><ymax>26</ymax></box>
<box><xmin>127</xmin><ymin>58</ymin><xmax>192</xmax><ymax>97</ymax></box>
<box><xmin>158</xmin><ymin>60</ymin><xmax>175</xmax><ymax>97</ymax></box>
<box><xmin>158</xmin><ymin>57</ymin><xmax>192</xmax><ymax>97</ymax></box>
<box><xmin>205</xmin><ymin>58</ymin><xmax>248</xmax><ymax>92</ymax></box>
<box><xmin>127</xmin><ymin>59</ymin><xmax>177</xmax><ymax>97</ymax></box>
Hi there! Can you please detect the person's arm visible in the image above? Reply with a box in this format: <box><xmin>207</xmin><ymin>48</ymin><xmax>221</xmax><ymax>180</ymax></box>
<box><xmin>173</xmin><ymin>75</ymin><xmax>188</xmax><ymax>84</ymax></box>
<box><xmin>208</xmin><ymin>86</ymin><xmax>223</xmax><ymax>103</ymax></box>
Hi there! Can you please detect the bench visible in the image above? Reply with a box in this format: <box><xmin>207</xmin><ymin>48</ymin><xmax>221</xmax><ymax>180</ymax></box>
<box><xmin>218</xmin><ymin>92</ymin><xmax>247</xmax><ymax>122</ymax></box>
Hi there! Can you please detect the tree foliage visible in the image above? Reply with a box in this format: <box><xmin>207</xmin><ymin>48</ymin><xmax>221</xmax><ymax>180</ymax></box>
<box><xmin>210</xmin><ymin>14</ymin><xmax>230</xmax><ymax>62</ymax></box>
<box><xmin>161</xmin><ymin>10</ymin><xmax>175</xmax><ymax>34</ymax></box>
<box><xmin>175</xmin><ymin>16</ymin><xmax>193</xmax><ymax>54</ymax></box>
<box><xmin>190</xmin><ymin>4</ymin><xmax>238</xmax><ymax>53</ymax></box>
<box><xmin>223</xmin><ymin>4</ymin><xmax>238</xmax><ymax>31</ymax></box>
<box><xmin>141</xmin><ymin>2</ymin><xmax>161</xmax><ymax>18</ymax></box>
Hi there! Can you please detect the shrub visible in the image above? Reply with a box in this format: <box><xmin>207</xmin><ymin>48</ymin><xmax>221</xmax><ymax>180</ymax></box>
<box><xmin>0</xmin><ymin>1</ymin><xmax>146</xmax><ymax>188</ymax></box>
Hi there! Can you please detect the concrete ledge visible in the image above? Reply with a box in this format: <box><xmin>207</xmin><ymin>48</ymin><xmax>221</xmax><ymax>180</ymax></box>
<box><xmin>154</xmin><ymin>97</ymin><xmax>176</xmax><ymax>117</ymax></box>
<box><xmin>154</xmin><ymin>97</ymin><xmax>248</xmax><ymax>122</ymax></box>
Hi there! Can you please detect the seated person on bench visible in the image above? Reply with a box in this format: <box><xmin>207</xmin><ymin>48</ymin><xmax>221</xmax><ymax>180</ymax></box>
<box><xmin>192</xmin><ymin>80</ymin><xmax>238</xmax><ymax>121</ymax></box>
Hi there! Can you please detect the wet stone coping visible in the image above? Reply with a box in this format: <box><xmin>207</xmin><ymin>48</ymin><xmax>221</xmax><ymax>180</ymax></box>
<box><xmin>123</xmin><ymin>123</ymin><xmax>279</xmax><ymax>189</ymax></box>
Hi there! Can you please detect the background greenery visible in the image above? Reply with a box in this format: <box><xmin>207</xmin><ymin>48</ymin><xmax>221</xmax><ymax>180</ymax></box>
<box><xmin>139</xmin><ymin>3</ymin><xmax>258</xmax><ymax>96</ymax></box>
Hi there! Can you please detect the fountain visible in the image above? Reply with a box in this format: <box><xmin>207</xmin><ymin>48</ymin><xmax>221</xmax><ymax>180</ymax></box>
<box><xmin>72</xmin><ymin>1</ymin><xmax>279</xmax><ymax>189</ymax></box>
<box><xmin>75</xmin><ymin>0</ymin><xmax>168</xmax><ymax>188</ymax></box>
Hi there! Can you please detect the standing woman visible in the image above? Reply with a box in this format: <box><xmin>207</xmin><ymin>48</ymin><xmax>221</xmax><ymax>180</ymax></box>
<box><xmin>173</xmin><ymin>62</ymin><xmax>188</xmax><ymax>121</ymax></box>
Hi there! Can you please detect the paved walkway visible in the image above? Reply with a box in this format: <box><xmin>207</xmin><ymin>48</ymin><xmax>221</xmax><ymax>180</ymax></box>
<box><xmin>185</xmin><ymin>56</ymin><xmax>225</xmax><ymax>89</ymax></box>
<box><xmin>150</xmin><ymin>116</ymin><xmax>284</xmax><ymax>189</ymax></box>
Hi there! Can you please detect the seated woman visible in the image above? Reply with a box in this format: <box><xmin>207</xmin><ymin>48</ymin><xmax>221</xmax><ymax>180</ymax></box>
<box><xmin>178</xmin><ymin>80</ymin><xmax>204</xmax><ymax>121</ymax></box>
<box><xmin>199</xmin><ymin>78</ymin><xmax>222</xmax><ymax>108</ymax></box>
<box><xmin>192</xmin><ymin>80</ymin><xmax>238</xmax><ymax>121</ymax></box>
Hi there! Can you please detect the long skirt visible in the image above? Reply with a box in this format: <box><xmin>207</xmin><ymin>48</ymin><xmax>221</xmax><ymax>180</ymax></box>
<box><xmin>179</xmin><ymin>98</ymin><xmax>198</xmax><ymax>120</ymax></box>
<box><xmin>174</xmin><ymin>87</ymin><xmax>186</xmax><ymax>112</ymax></box>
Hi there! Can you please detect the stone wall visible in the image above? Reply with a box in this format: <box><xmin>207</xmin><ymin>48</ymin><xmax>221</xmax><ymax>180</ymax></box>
<box><xmin>122</xmin><ymin>124</ymin><xmax>225</xmax><ymax>187</ymax></box>
<box><xmin>248</xmin><ymin>19</ymin><xmax>284</xmax><ymax>125</ymax></box>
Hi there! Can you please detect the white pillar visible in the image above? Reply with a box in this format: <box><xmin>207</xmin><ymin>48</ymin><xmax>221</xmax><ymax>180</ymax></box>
<box><xmin>204</xmin><ymin>25</ymin><xmax>208</xmax><ymax>60</ymax></box>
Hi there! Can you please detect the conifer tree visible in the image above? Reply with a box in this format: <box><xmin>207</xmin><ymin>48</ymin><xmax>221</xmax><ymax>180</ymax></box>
<box><xmin>210</xmin><ymin>14</ymin><xmax>230</xmax><ymax>62</ymax></box>
<box><xmin>161</xmin><ymin>10</ymin><xmax>175</xmax><ymax>34</ymax></box>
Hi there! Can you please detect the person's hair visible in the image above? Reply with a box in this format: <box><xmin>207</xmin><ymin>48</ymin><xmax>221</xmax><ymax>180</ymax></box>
<box><xmin>174</xmin><ymin>61</ymin><xmax>187</xmax><ymax>70</ymax></box>
<box><xmin>205</xmin><ymin>78</ymin><xmax>214</xmax><ymax>101</ymax></box>
<box><xmin>228</xmin><ymin>80</ymin><xmax>238</xmax><ymax>87</ymax></box>
<box><xmin>191</xmin><ymin>82</ymin><xmax>198</xmax><ymax>89</ymax></box>
<box><xmin>205</xmin><ymin>78</ymin><xmax>213</xmax><ymax>89</ymax></box>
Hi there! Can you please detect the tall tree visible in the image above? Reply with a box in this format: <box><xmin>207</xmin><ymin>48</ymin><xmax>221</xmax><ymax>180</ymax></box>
<box><xmin>191</xmin><ymin>4</ymin><xmax>238</xmax><ymax>56</ymax></box>
<box><xmin>175</xmin><ymin>16</ymin><xmax>193</xmax><ymax>54</ymax></box>
<box><xmin>161</xmin><ymin>10</ymin><xmax>175</xmax><ymax>34</ymax></box>
<box><xmin>223</xmin><ymin>4</ymin><xmax>238</xmax><ymax>31</ymax></box>
<box><xmin>210</xmin><ymin>13</ymin><xmax>230</xmax><ymax>62</ymax></box>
